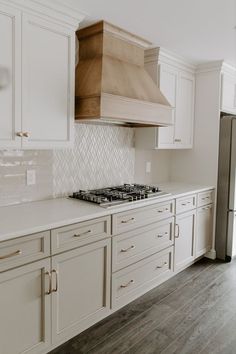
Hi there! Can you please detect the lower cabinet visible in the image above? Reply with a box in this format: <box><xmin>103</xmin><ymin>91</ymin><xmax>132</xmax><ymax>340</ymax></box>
<box><xmin>112</xmin><ymin>246</ymin><xmax>174</xmax><ymax>310</ymax></box>
<box><xmin>196</xmin><ymin>204</ymin><xmax>213</xmax><ymax>258</ymax></box>
<box><xmin>174</xmin><ymin>209</ymin><xmax>196</xmax><ymax>272</ymax></box>
<box><xmin>0</xmin><ymin>259</ymin><xmax>51</xmax><ymax>354</ymax></box>
<box><xmin>51</xmin><ymin>238</ymin><xmax>111</xmax><ymax>346</ymax></box>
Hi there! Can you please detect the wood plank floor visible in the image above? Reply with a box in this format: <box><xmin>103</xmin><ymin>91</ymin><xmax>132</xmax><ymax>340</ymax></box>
<box><xmin>50</xmin><ymin>258</ymin><xmax>236</xmax><ymax>354</ymax></box>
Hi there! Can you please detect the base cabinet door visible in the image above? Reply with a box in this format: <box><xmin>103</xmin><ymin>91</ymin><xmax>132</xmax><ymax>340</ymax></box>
<box><xmin>196</xmin><ymin>204</ymin><xmax>213</xmax><ymax>258</ymax></box>
<box><xmin>51</xmin><ymin>239</ymin><xmax>111</xmax><ymax>346</ymax></box>
<box><xmin>0</xmin><ymin>4</ymin><xmax>21</xmax><ymax>149</ymax></box>
<box><xmin>0</xmin><ymin>259</ymin><xmax>51</xmax><ymax>354</ymax></box>
<box><xmin>175</xmin><ymin>210</ymin><xmax>196</xmax><ymax>272</ymax></box>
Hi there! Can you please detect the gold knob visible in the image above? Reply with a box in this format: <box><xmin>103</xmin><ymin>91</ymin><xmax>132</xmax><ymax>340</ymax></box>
<box><xmin>23</xmin><ymin>132</ymin><xmax>30</xmax><ymax>138</ymax></box>
<box><xmin>16</xmin><ymin>132</ymin><xmax>23</xmax><ymax>137</ymax></box>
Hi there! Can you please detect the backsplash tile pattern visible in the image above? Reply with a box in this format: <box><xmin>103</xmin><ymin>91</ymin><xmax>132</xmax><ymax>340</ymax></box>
<box><xmin>0</xmin><ymin>125</ymin><xmax>135</xmax><ymax>206</ymax></box>
<box><xmin>0</xmin><ymin>150</ymin><xmax>53</xmax><ymax>206</ymax></box>
<box><xmin>53</xmin><ymin>124</ymin><xmax>135</xmax><ymax>196</ymax></box>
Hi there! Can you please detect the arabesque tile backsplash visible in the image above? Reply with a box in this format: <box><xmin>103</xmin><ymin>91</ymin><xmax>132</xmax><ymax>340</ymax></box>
<box><xmin>0</xmin><ymin>125</ymin><xmax>135</xmax><ymax>207</ymax></box>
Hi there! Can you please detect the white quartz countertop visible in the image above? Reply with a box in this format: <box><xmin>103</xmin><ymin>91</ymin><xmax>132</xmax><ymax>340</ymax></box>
<box><xmin>0</xmin><ymin>183</ymin><xmax>214</xmax><ymax>242</ymax></box>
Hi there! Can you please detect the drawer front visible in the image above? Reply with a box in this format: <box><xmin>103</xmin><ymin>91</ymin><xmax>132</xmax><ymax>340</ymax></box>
<box><xmin>112</xmin><ymin>217</ymin><xmax>174</xmax><ymax>272</ymax></box>
<box><xmin>198</xmin><ymin>190</ymin><xmax>214</xmax><ymax>207</ymax></box>
<box><xmin>112</xmin><ymin>200</ymin><xmax>174</xmax><ymax>235</ymax></box>
<box><xmin>0</xmin><ymin>231</ymin><xmax>50</xmax><ymax>272</ymax></box>
<box><xmin>51</xmin><ymin>216</ymin><xmax>111</xmax><ymax>254</ymax></box>
<box><xmin>176</xmin><ymin>194</ymin><xmax>197</xmax><ymax>214</ymax></box>
<box><xmin>112</xmin><ymin>246</ymin><xmax>174</xmax><ymax>309</ymax></box>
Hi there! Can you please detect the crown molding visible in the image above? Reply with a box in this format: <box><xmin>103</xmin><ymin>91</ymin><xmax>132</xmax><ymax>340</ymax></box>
<box><xmin>144</xmin><ymin>46</ymin><xmax>196</xmax><ymax>73</ymax></box>
<box><xmin>196</xmin><ymin>60</ymin><xmax>224</xmax><ymax>74</ymax></box>
<box><xmin>0</xmin><ymin>0</ymin><xmax>86</xmax><ymax>29</ymax></box>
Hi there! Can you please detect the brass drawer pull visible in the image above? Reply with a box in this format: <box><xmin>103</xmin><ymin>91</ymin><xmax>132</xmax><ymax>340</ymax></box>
<box><xmin>121</xmin><ymin>245</ymin><xmax>135</xmax><ymax>253</ymax></box>
<box><xmin>181</xmin><ymin>201</ymin><xmax>191</xmax><ymax>206</ymax></box>
<box><xmin>51</xmin><ymin>269</ymin><xmax>58</xmax><ymax>293</ymax></box>
<box><xmin>174</xmin><ymin>138</ymin><xmax>181</xmax><ymax>142</ymax></box>
<box><xmin>0</xmin><ymin>249</ymin><xmax>22</xmax><ymax>260</ymax></box>
<box><xmin>156</xmin><ymin>261</ymin><xmax>167</xmax><ymax>269</ymax></box>
<box><xmin>74</xmin><ymin>230</ymin><xmax>92</xmax><ymax>237</ymax></box>
<box><xmin>45</xmin><ymin>271</ymin><xmax>52</xmax><ymax>295</ymax></box>
<box><xmin>157</xmin><ymin>208</ymin><xmax>169</xmax><ymax>213</ymax></box>
<box><xmin>23</xmin><ymin>132</ymin><xmax>30</xmax><ymax>138</ymax></box>
<box><xmin>16</xmin><ymin>132</ymin><xmax>23</xmax><ymax>137</ymax></box>
<box><xmin>121</xmin><ymin>217</ymin><xmax>135</xmax><ymax>224</ymax></box>
<box><xmin>120</xmin><ymin>279</ymin><xmax>134</xmax><ymax>288</ymax></box>
<box><xmin>157</xmin><ymin>232</ymin><xmax>168</xmax><ymax>238</ymax></box>
<box><xmin>175</xmin><ymin>224</ymin><xmax>180</xmax><ymax>238</ymax></box>
<box><xmin>202</xmin><ymin>206</ymin><xmax>212</xmax><ymax>211</ymax></box>
<box><xmin>202</xmin><ymin>196</ymin><xmax>210</xmax><ymax>200</ymax></box>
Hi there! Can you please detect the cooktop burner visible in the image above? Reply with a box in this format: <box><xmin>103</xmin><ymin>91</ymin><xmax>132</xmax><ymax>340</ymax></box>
<box><xmin>70</xmin><ymin>184</ymin><xmax>170</xmax><ymax>208</ymax></box>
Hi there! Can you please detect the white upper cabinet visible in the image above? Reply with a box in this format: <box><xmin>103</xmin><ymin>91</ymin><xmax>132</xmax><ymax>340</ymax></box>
<box><xmin>221</xmin><ymin>64</ymin><xmax>236</xmax><ymax>115</ymax></box>
<box><xmin>21</xmin><ymin>14</ymin><xmax>75</xmax><ymax>149</ymax></box>
<box><xmin>135</xmin><ymin>48</ymin><xmax>195</xmax><ymax>150</ymax></box>
<box><xmin>0</xmin><ymin>1</ymin><xmax>84</xmax><ymax>149</ymax></box>
<box><xmin>0</xmin><ymin>4</ymin><xmax>21</xmax><ymax>149</ymax></box>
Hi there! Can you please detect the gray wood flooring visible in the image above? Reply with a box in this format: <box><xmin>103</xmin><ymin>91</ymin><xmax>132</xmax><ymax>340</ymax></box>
<box><xmin>50</xmin><ymin>258</ymin><xmax>236</xmax><ymax>354</ymax></box>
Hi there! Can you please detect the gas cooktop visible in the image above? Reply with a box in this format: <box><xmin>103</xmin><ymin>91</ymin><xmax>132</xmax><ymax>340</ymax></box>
<box><xmin>70</xmin><ymin>184</ymin><xmax>170</xmax><ymax>208</ymax></box>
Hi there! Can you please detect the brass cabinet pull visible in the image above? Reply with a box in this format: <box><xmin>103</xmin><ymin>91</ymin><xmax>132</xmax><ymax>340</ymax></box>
<box><xmin>202</xmin><ymin>196</ymin><xmax>210</xmax><ymax>200</ymax></box>
<box><xmin>121</xmin><ymin>245</ymin><xmax>135</xmax><ymax>253</ymax></box>
<box><xmin>45</xmin><ymin>271</ymin><xmax>52</xmax><ymax>295</ymax></box>
<box><xmin>202</xmin><ymin>206</ymin><xmax>212</xmax><ymax>211</ymax></box>
<box><xmin>157</xmin><ymin>232</ymin><xmax>168</xmax><ymax>238</ymax></box>
<box><xmin>16</xmin><ymin>132</ymin><xmax>23</xmax><ymax>137</ymax></box>
<box><xmin>23</xmin><ymin>132</ymin><xmax>30</xmax><ymax>138</ymax></box>
<box><xmin>0</xmin><ymin>249</ymin><xmax>21</xmax><ymax>260</ymax></box>
<box><xmin>120</xmin><ymin>279</ymin><xmax>134</xmax><ymax>288</ymax></box>
<box><xmin>74</xmin><ymin>230</ymin><xmax>92</xmax><ymax>237</ymax></box>
<box><xmin>181</xmin><ymin>201</ymin><xmax>191</xmax><ymax>206</ymax></box>
<box><xmin>121</xmin><ymin>217</ymin><xmax>135</xmax><ymax>224</ymax></box>
<box><xmin>51</xmin><ymin>269</ymin><xmax>58</xmax><ymax>293</ymax></box>
<box><xmin>157</xmin><ymin>208</ymin><xmax>169</xmax><ymax>213</ymax></box>
<box><xmin>174</xmin><ymin>138</ymin><xmax>181</xmax><ymax>142</ymax></box>
<box><xmin>175</xmin><ymin>224</ymin><xmax>180</xmax><ymax>238</ymax></box>
<box><xmin>156</xmin><ymin>261</ymin><xmax>167</xmax><ymax>269</ymax></box>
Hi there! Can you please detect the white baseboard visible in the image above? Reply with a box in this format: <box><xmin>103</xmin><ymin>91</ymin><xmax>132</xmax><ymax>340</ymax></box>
<box><xmin>205</xmin><ymin>249</ymin><xmax>216</xmax><ymax>260</ymax></box>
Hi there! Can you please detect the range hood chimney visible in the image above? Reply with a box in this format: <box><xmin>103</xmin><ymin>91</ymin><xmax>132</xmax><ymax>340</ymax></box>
<box><xmin>75</xmin><ymin>21</ymin><xmax>173</xmax><ymax>127</ymax></box>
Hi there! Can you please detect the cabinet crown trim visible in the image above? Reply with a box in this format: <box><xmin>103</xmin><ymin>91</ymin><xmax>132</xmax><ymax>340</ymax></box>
<box><xmin>0</xmin><ymin>0</ymin><xmax>86</xmax><ymax>29</ymax></box>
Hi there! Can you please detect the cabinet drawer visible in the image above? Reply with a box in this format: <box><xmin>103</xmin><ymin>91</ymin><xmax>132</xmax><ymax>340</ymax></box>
<box><xmin>51</xmin><ymin>216</ymin><xmax>111</xmax><ymax>254</ymax></box>
<box><xmin>112</xmin><ymin>217</ymin><xmax>174</xmax><ymax>271</ymax></box>
<box><xmin>197</xmin><ymin>190</ymin><xmax>214</xmax><ymax>207</ymax></box>
<box><xmin>176</xmin><ymin>194</ymin><xmax>196</xmax><ymax>214</ymax></box>
<box><xmin>112</xmin><ymin>246</ymin><xmax>174</xmax><ymax>309</ymax></box>
<box><xmin>0</xmin><ymin>231</ymin><xmax>50</xmax><ymax>272</ymax></box>
<box><xmin>112</xmin><ymin>200</ymin><xmax>174</xmax><ymax>235</ymax></box>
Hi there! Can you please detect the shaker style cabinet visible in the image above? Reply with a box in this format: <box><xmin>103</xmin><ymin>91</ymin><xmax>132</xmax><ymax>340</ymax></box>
<box><xmin>195</xmin><ymin>204</ymin><xmax>213</xmax><ymax>258</ymax></box>
<box><xmin>51</xmin><ymin>239</ymin><xmax>111</xmax><ymax>346</ymax></box>
<box><xmin>135</xmin><ymin>48</ymin><xmax>195</xmax><ymax>149</ymax></box>
<box><xmin>0</xmin><ymin>4</ymin><xmax>21</xmax><ymax>149</ymax></box>
<box><xmin>0</xmin><ymin>2</ymin><xmax>76</xmax><ymax>149</ymax></box>
<box><xmin>0</xmin><ymin>259</ymin><xmax>51</xmax><ymax>354</ymax></box>
<box><xmin>221</xmin><ymin>66</ymin><xmax>236</xmax><ymax>115</ymax></box>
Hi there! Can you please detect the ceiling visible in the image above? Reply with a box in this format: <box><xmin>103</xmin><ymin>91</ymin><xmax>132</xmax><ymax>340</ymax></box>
<box><xmin>61</xmin><ymin>0</ymin><xmax>236</xmax><ymax>66</ymax></box>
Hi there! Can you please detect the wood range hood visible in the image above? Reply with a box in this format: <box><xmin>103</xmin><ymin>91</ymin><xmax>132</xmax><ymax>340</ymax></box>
<box><xmin>75</xmin><ymin>21</ymin><xmax>173</xmax><ymax>127</ymax></box>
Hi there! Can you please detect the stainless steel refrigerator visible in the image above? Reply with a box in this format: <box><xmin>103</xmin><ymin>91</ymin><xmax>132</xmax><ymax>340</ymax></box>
<box><xmin>216</xmin><ymin>115</ymin><xmax>236</xmax><ymax>260</ymax></box>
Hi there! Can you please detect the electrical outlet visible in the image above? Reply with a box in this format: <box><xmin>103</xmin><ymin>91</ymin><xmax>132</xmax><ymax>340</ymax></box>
<box><xmin>146</xmin><ymin>161</ymin><xmax>151</xmax><ymax>173</ymax></box>
<box><xmin>26</xmin><ymin>169</ymin><xmax>36</xmax><ymax>186</ymax></box>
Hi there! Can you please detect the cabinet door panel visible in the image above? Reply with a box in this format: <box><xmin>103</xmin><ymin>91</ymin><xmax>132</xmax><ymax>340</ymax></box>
<box><xmin>22</xmin><ymin>14</ymin><xmax>74</xmax><ymax>148</ymax></box>
<box><xmin>175</xmin><ymin>71</ymin><xmax>195</xmax><ymax>147</ymax></box>
<box><xmin>52</xmin><ymin>239</ymin><xmax>111</xmax><ymax>345</ymax></box>
<box><xmin>221</xmin><ymin>72</ymin><xmax>236</xmax><ymax>114</ymax></box>
<box><xmin>0</xmin><ymin>259</ymin><xmax>51</xmax><ymax>354</ymax></box>
<box><xmin>175</xmin><ymin>210</ymin><xmax>196</xmax><ymax>272</ymax></box>
<box><xmin>0</xmin><ymin>5</ymin><xmax>21</xmax><ymax>148</ymax></box>
<box><xmin>196</xmin><ymin>204</ymin><xmax>213</xmax><ymax>257</ymax></box>
<box><xmin>157</xmin><ymin>64</ymin><xmax>178</xmax><ymax>147</ymax></box>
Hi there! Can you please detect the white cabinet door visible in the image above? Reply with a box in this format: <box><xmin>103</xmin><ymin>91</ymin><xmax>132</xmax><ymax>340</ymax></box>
<box><xmin>0</xmin><ymin>259</ymin><xmax>51</xmax><ymax>354</ymax></box>
<box><xmin>196</xmin><ymin>204</ymin><xmax>213</xmax><ymax>258</ymax></box>
<box><xmin>51</xmin><ymin>239</ymin><xmax>111</xmax><ymax>346</ymax></box>
<box><xmin>221</xmin><ymin>72</ymin><xmax>236</xmax><ymax>115</ymax></box>
<box><xmin>156</xmin><ymin>64</ymin><xmax>178</xmax><ymax>148</ymax></box>
<box><xmin>22</xmin><ymin>13</ymin><xmax>74</xmax><ymax>149</ymax></box>
<box><xmin>0</xmin><ymin>4</ymin><xmax>21</xmax><ymax>149</ymax></box>
<box><xmin>174</xmin><ymin>71</ymin><xmax>195</xmax><ymax>148</ymax></box>
<box><xmin>175</xmin><ymin>209</ymin><xmax>196</xmax><ymax>272</ymax></box>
